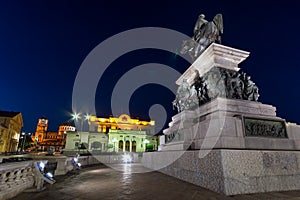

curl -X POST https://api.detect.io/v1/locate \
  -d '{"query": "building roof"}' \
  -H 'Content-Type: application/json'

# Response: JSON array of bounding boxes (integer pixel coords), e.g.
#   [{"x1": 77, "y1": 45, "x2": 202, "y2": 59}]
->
[
  {"x1": 0, "y1": 110, "x2": 21, "y2": 118},
  {"x1": 90, "y1": 114, "x2": 155, "y2": 126}
]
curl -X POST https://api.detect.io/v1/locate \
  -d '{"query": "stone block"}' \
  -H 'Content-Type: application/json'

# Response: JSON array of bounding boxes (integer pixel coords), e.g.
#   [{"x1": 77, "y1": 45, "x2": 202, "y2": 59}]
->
[
  {"x1": 143, "y1": 149, "x2": 300, "y2": 196},
  {"x1": 194, "y1": 136, "x2": 245, "y2": 149},
  {"x1": 286, "y1": 123, "x2": 300, "y2": 139},
  {"x1": 244, "y1": 137, "x2": 295, "y2": 150},
  {"x1": 221, "y1": 150, "x2": 264, "y2": 178},
  {"x1": 176, "y1": 43, "x2": 249, "y2": 85},
  {"x1": 262, "y1": 152, "x2": 298, "y2": 176},
  {"x1": 224, "y1": 177, "x2": 260, "y2": 195}
]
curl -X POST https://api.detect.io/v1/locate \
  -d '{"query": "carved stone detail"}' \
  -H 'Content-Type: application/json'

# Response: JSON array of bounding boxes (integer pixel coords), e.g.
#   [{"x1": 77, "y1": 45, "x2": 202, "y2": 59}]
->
[
  {"x1": 173, "y1": 67, "x2": 260, "y2": 113},
  {"x1": 243, "y1": 117, "x2": 288, "y2": 138},
  {"x1": 166, "y1": 131, "x2": 183, "y2": 143}
]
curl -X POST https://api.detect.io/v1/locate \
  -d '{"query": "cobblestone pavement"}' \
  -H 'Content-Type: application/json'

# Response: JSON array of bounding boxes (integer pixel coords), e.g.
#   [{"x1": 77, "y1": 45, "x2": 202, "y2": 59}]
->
[{"x1": 13, "y1": 163, "x2": 300, "y2": 200}]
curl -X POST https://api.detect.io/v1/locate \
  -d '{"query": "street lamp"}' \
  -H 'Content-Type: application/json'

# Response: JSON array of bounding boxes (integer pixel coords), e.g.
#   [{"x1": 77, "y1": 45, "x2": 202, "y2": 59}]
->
[
  {"x1": 72, "y1": 112, "x2": 91, "y2": 132},
  {"x1": 20, "y1": 132, "x2": 32, "y2": 153},
  {"x1": 112, "y1": 138, "x2": 118, "y2": 152},
  {"x1": 84, "y1": 114, "x2": 91, "y2": 121},
  {"x1": 20, "y1": 132, "x2": 25, "y2": 152},
  {"x1": 71, "y1": 112, "x2": 81, "y2": 121},
  {"x1": 71, "y1": 112, "x2": 91, "y2": 153}
]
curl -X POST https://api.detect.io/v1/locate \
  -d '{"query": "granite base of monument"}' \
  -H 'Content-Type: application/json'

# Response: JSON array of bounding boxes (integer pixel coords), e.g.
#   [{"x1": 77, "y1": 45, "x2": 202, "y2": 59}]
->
[
  {"x1": 142, "y1": 149, "x2": 300, "y2": 195},
  {"x1": 143, "y1": 97, "x2": 300, "y2": 195}
]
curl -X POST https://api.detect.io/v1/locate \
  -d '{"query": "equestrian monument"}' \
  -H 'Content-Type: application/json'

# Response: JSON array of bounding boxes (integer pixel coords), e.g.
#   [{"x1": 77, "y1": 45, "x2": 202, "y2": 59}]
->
[{"x1": 142, "y1": 14, "x2": 300, "y2": 195}]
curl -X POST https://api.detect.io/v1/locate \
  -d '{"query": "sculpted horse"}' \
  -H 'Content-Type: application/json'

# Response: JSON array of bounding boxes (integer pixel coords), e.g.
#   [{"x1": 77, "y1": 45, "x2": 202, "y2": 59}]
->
[
  {"x1": 181, "y1": 14, "x2": 223, "y2": 60},
  {"x1": 195, "y1": 14, "x2": 223, "y2": 48},
  {"x1": 180, "y1": 39, "x2": 202, "y2": 61}
]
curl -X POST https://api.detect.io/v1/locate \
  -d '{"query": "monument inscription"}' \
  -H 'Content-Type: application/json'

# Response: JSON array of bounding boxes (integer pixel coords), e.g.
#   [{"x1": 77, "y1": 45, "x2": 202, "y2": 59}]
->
[
  {"x1": 166, "y1": 131, "x2": 183, "y2": 143},
  {"x1": 243, "y1": 117, "x2": 288, "y2": 138}
]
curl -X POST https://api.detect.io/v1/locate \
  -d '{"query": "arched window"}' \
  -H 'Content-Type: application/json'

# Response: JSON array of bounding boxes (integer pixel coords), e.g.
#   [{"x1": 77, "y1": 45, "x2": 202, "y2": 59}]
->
[
  {"x1": 119, "y1": 140, "x2": 123, "y2": 152},
  {"x1": 132, "y1": 141, "x2": 136, "y2": 152}
]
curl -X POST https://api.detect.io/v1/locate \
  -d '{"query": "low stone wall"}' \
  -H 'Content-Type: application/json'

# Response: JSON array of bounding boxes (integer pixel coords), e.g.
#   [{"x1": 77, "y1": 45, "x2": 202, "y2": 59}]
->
[
  {"x1": 142, "y1": 149, "x2": 300, "y2": 195},
  {"x1": 0, "y1": 161, "x2": 34, "y2": 200},
  {"x1": 0, "y1": 153, "x2": 140, "y2": 199},
  {"x1": 48, "y1": 153, "x2": 140, "y2": 176}
]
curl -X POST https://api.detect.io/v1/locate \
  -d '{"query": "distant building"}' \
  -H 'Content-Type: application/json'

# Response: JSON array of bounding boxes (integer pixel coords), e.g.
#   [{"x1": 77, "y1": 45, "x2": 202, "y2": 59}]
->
[
  {"x1": 64, "y1": 114, "x2": 158, "y2": 153},
  {"x1": 0, "y1": 111, "x2": 23, "y2": 153},
  {"x1": 34, "y1": 117, "x2": 48, "y2": 143},
  {"x1": 32, "y1": 117, "x2": 76, "y2": 151}
]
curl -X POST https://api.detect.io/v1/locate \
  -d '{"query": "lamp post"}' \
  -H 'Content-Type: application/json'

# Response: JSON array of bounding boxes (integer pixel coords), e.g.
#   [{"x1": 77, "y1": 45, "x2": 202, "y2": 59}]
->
[
  {"x1": 26, "y1": 132, "x2": 31, "y2": 151},
  {"x1": 72, "y1": 112, "x2": 91, "y2": 152},
  {"x1": 20, "y1": 132, "x2": 32, "y2": 153},
  {"x1": 20, "y1": 132, "x2": 25, "y2": 153},
  {"x1": 112, "y1": 138, "x2": 118, "y2": 153},
  {"x1": 72, "y1": 112, "x2": 91, "y2": 131},
  {"x1": 72, "y1": 112, "x2": 81, "y2": 152}
]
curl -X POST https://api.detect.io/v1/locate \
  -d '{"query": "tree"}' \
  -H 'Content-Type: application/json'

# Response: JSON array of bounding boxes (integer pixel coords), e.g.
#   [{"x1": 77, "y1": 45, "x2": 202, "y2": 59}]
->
[
  {"x1": 24, "y1": 142, "x2": 32, "y2": 149},
  {"x1": 146, "y1": 143, "x2": 153, "y2": 152}
]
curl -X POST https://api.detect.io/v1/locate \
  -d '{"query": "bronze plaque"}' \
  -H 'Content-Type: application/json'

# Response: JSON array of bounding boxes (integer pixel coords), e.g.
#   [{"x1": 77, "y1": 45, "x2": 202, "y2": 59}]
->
[{"x1": 243, "y1": 117, "x2": 288, "y2": 138}]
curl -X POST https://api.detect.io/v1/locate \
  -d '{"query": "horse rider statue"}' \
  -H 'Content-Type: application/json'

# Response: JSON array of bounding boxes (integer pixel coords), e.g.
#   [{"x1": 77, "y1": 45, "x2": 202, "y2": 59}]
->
[{"x1": 181, "y1": 13, "x2": 223, "y2": 61}]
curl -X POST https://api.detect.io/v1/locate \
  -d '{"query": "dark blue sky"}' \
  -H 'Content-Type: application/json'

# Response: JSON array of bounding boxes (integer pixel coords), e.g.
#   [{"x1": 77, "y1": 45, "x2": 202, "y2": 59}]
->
[{"x1": 1, "y1": 0, "x2": 300, "y2": 133}]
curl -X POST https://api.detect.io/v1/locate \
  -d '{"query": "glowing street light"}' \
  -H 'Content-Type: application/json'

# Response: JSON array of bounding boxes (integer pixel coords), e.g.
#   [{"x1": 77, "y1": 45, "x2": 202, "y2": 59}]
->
[
  {"x1": 71, "y1": 113, "x2": 81, "y2": 121},
  {"x1": 20, "y1": 132, "x2": 26, "y2": 152},
  {"x1": 84, "y1": 114, "x2": 91, "y2": 121},
  {"x1": 71, "y1": 112, "x2": 91, "y2": 153}
]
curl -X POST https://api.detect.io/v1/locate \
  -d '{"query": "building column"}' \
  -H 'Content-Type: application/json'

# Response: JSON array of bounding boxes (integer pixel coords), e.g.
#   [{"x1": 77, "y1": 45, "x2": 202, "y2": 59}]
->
[
  {"x1": 123, "y1": 140, "x2": 125, "y2": 152},
  {"x1": 129, "y1": 140, "x2": 132, "y2": 152}
]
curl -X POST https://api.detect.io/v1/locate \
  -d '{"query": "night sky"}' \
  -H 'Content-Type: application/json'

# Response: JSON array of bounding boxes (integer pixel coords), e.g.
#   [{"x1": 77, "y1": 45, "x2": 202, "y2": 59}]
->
[{"x1": 1, "y1": 1, "x2": 300, "y2": 133}]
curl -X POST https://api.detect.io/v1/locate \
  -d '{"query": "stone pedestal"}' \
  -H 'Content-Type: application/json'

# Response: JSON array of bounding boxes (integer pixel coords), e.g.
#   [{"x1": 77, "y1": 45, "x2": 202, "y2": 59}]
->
[
  {"x1": 143, "y1": 43, "x2": 300, "y2": 195},
  {"x1": 176, "y1": 43, "x2": 249, "y2": 85},
  {"x1": 162, "y1": 97, "x2": 300, "y2": 151},
  {"x1": 142, "y1": 149, "x2": 300, "y2": 195}
]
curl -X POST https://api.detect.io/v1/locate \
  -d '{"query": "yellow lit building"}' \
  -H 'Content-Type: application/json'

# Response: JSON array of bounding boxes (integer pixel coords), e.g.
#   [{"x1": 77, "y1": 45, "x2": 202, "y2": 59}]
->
[
  {"x1": 0, "y1": 111, "x2": 23, "y2": 153},
  {"x1": 89, "y1": 114, "x2": 157, "y2": 153},
  {"x1": 89, "y1": 114, "x2": 155, "y2": 135},
  {"x1": 65, "y1": 114, "x2": 158, "y2": 153}
]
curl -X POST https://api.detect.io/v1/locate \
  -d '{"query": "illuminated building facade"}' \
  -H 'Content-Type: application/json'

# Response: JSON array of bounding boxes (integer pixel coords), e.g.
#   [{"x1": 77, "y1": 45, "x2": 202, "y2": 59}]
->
[
  {"x1": 0, "y1": 111, "x2": 23, "y2": 153},
  {"x1": 90, "y1": 114, "x2": 157, "y2": 153},
  {"x1": 65, "y1": 114, "x2": 158, "y2": 153},
  {"x1": 32, "y1": 117, "x2": 76, "y2": 151},
  {"x1": 89, "y1": 114, "x2": 155, "y2": 134},
  {"x1": 34, "y1": 117, "x2": 48, "y2": 143}
]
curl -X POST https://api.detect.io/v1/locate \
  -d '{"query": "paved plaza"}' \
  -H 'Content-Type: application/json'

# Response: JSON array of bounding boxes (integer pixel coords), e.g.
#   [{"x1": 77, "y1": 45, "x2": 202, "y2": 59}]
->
[{"x1": 13, "y1": 164, "x2": 300, "y2": 200}]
